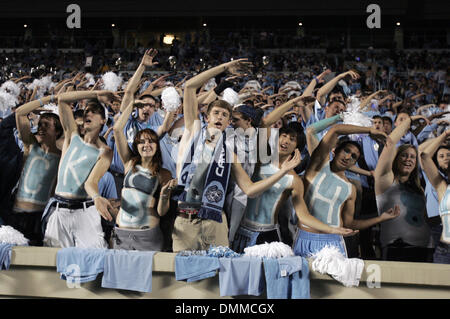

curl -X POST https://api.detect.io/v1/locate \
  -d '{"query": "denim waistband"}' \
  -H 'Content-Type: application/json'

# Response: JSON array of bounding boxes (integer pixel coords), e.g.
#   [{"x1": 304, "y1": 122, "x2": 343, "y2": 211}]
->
[{"x1": 298, "y1": 229, "x2": 342, "y2": 242}]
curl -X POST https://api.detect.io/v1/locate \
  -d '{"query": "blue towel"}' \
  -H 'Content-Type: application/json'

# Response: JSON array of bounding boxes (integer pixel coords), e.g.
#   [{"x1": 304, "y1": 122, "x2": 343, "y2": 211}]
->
[
  {"x1": 218, "y1": 256, "x2": 264, "y2": 297},
  {"x1": 175, "y1": 255, "x2": 220, "y2": 282},
  {"x1": 0, "y1": 243, "x2": 12, "y2": 270},
  {"x1": 56, "y1": 247, "x2": 108, "y2": 284},
  {"x1": 101, "y1": 250, "x2": 156, "y2": 293},
  {"x1": 263, "y1": 256, "x2": 310, "y2": 299}
]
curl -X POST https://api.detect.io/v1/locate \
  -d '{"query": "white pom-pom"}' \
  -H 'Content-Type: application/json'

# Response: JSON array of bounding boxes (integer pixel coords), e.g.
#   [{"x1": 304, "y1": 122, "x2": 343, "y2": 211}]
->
[
  {"x1": 161, "y1": 87, "x2": 181, "y2": 112},
  {"x1": 0, "y1": 91, "x2": 18, "y2": 114},
  {"x1": 101, "y1": 72, "x2": 123, "y2": 92},
  {"x1": 204, "y1": 78, "x2": 216, "y2": 91},
  {"x1": 243, "y1": 241, "x2": 294, "y2": 258},
  {"x1": 221, "y1": 88, "x2": 240, "y2": 106},
  {"x1": 342, "y1": 96, "x2": 372, "y2": 127},
  {"x1": 0, "y1": 225, "x2": 29, "y2": 246},
  {"x1": 27, "y1": 75, "x2": 54, "y2": 99},
  {"x1": 0, "y1": 81, "x2": 21, "y2": 97}
]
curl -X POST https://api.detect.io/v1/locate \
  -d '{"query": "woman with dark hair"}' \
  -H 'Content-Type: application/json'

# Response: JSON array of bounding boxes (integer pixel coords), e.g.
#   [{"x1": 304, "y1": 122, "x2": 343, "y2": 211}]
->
[
  {"x1": 419, "y1": 132, "x2": 450, "y2": 264},
  {"x1": 112, "y1": 99, "x2": 175, "y2": 251},
  {"x1": 374, "y1": 115, "x2": 433, "y2": 262}
]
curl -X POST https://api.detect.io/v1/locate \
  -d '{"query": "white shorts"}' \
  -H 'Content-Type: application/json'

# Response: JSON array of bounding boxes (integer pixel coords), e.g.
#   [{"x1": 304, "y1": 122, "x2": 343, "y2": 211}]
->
[{"x1": 43, "y1": 203, "x2": 107, "y2": 249}]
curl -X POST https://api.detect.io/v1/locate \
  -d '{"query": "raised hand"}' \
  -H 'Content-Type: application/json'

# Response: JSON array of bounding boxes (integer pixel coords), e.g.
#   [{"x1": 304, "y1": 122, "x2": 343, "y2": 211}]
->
[
  {"x1": 152, "y1": 74, "x2": 170, "y2": 88},
  {"x1": 141, "y1": 48, "x2": 159, "y2": 68},
  {"x1": 369, "y1": 128, "x2": 388, "y2": 144},
  {"x1": 411, "y1": 114, "x2": 430, "y2": 125},
  {"x1": 342, "y1": 70, "x2": 360, "y2": 80},
  {"x1": 317, "y1": 69, "x2": 332, "y2": 82},
  {"x1": 97, "y1": 90, "x2": 121, "y2": 103},
  {"x1": 226, "y1": 58, "x2": 253, "y2": 77},
  {"x1": 281, "y1": 149, "x2": 301, "y2": 172}
]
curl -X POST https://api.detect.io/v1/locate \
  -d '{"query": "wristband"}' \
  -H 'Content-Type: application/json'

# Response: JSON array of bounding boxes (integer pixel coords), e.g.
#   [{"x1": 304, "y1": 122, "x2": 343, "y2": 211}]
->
[
  {"x1": 50, "y1": 94, "x2": 54, "y2": 103},
  {"x1": 314, "y1": 76, "x2": 319, "y2": 83},
  {"x1": 39, "y1": 99, "x2": 43, "y2": 106},
  {"x1": 92, "y1": 194, "x2": 101, "y2": 201}
]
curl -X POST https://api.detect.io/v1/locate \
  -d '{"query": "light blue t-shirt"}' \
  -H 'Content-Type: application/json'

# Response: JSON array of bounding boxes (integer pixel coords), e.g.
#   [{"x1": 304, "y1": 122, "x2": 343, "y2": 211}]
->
[
  {"x1": 218, "y1": 256, "x2": 264, "y2": 297},
  {"x1": 101, "y1": 250, "x2": 156, "y2": 293}
]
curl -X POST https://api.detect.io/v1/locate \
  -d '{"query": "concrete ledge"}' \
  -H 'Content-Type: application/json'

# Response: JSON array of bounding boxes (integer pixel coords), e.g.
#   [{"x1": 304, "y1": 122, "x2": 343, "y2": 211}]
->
[{"x1": 1, "y1": 246, "x2": 450, "y2": 299}]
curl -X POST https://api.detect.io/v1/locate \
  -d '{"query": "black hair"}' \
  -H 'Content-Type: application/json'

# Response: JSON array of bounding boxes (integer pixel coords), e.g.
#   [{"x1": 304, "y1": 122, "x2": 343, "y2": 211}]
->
[
  {"x1": 39, "y1": 112, "x2": 63, "y2": 139},
  {"x1": 84, "y1": 99, "x2": 106, "y2": 119},
  {"x1": 280, "y1": 123, "x2": 306, "y2": 151},
  {"x1": 73, "y1": 109, "x2": 84, "y2": 119},
  {"x1": 433, "y1": 145, "x2": 450, "y2": 175},
  {"x1": 372, "y1": 115, "x2": 382, "y2": 121},
  {"x1": 381, "y1": 116, "x2": 393, "y2": 125},
  {"x1": 327, "y1": 86, "x2": 345, "y2": 102},
  {"x1": 334, "y1": 137, "x2": 362, "y2": 160},
  {"x1": 138, "y1": 94, "x2": 157, "y2": 103}
]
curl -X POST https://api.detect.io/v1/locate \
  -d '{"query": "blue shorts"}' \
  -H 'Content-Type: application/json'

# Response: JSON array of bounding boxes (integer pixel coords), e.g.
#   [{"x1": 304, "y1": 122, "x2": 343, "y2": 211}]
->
[{"x1": 292, "y1": 229, "x2": 347, "y2": 258}]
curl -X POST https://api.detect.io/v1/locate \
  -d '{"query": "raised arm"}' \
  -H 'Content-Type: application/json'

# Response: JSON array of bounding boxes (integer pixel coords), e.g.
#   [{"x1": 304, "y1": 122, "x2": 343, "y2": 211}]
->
[
  {"x1": 308, "y1": 123, "x2": 386, "y2": 175},
  {"x1": 374, "y1": 117, "x2": 412, "y2": 195},
  {"x1": 231, "y1": 149, "x2": 301, "y2": 198},
  {"x1": 419, "y1": 130, "x2": 450, "y2": 200},
  {"x1": 15, "y1": 94, "x2": 57, "y2": 146},
  {"x1": 260, "y1": 95, "x2": 304, "y2": 128},
  {"x1": 121, "y1": 49, "x2": 159, "y2": 112},
  {"x1": 156, "y1": 110, "x2": 177, "y2": 137},
  {"x1": 113, "y1": 99, "x2": 135, "y2": 166},
  {"x1": 302, "y1": 69, "x2": 332, "y2": 97},
  {"x1": 305, "y1": 114, "x2": 343, "y2": 156},
  {"x1": 183, "y1": 59, "x2": 251, "y2": 130},
  {"x1": 316, "y1": 70, "x2": 359, "y2": 106},
  {"x1": 359, "y1": 90, "x2": 386, "y2": 111},
  {"x1": 58, "y1": 90, "x2": 118, "y2": 143}
]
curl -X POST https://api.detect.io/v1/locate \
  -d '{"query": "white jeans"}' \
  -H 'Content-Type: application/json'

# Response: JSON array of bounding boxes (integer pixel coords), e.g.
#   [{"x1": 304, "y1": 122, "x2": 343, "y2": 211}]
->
[{"x1": 43, "y1": 203, "x2": 107, "y2": 249}]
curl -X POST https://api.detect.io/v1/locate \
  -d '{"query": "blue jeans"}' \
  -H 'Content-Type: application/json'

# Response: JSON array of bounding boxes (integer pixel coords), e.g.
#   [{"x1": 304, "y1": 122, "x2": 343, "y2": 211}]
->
[{"x1": 433, "y1": 242, "x2": 450, "y2": 264}]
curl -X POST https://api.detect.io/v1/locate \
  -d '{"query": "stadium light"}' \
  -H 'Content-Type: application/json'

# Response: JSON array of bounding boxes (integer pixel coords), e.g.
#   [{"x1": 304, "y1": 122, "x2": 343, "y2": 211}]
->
[{"x1": 163, "y1": 35, "x2": 175, "y2": 45}]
